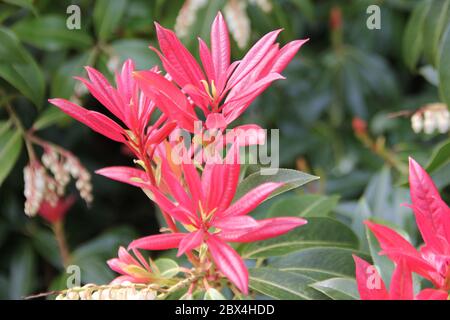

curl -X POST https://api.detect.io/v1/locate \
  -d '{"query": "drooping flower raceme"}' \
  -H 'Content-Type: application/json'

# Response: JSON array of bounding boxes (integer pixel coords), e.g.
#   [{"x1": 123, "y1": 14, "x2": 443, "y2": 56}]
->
[
  {"x1": 353, "y1": 255, "x2": 448, "y2": 300},
  {"x1": 366, "y1": 157, "x2": 450, "y2": 291},
  {"x1": 127, "y1": 148, "x2": 306, "y2": 294}
]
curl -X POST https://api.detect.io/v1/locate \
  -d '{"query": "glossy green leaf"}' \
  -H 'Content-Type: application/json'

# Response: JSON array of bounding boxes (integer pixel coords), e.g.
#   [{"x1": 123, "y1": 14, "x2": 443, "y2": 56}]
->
[
  {"x1": 32, "y1": 107, "x2": 69, "y2": 131},
  {"x1": 154, "y1": 258, "x2": 179, "y2": 278},
  {"x1": 249, "y1": 268, "x2": 328, "y2": 300},
  {"x1": 239, "y1": 217, "x2": 359, "y2": 258},
  {"x1": 310, "y1": 278, "x2": 359, "y2": 300},
  {"x1": 403, "y1": 0, "x2": 430, "y2": 70},
  {"x1": 426, "y1": 138, "x2": 450, "y2": 173},
  {"x1": 0, "y1": 27, "x2": 29, "y2": 63},
  {"x1": 72, "y1": 226, "x2": 137, "y2": 262},
  {"x1": 50, "y1": 51, "x2": 91, "y2": 99},
  {"x1": 32, "y1": 228, "x2": 62, "y2": 269},
  {"x1": 268, "y1": 194, "x2": 339, "y2": 218},
  {"x1": 93, "y1": 0, "x2": 128, "y2": 42},
  {"x1": 110, "y1": 39, "x2": 160, "y2": 70},
  {"x1": 423, "y1": 0, "x2": 450, "y2": 66},
  {"x1": 233, "y1": 169, "x2": 319, "y2": 202},
  {"x1": 12, "y1": 15, "x2": 93, "y2": 51},
  {"x1": 0, "y1": 128, "x2": 23, "y2": 186},
  {"x1": 9, "y1": 244, "x2": 36, "y2": 299},
  {"x1": 0, "y1": 27, "x2": 44, "y2": 108},
  {"x1": 204, "y1": 288, "x2": 226, "y2": 300},
  {"x1": 269, "y1": 247, "x2": 369, "y2": 281},
  {"x1": 366, "y1": 225, "x2": 394, "y2": 288},
  {"x1": 439, "y1": 24, "x2": 450, "y2": 107}
]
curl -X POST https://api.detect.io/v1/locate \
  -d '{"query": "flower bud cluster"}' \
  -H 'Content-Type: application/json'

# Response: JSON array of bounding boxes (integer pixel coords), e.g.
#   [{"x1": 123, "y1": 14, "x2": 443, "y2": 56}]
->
[
  {"x1": 23, "y1": 146, "x2": 93, "y2": 216},
  {"x1": 55, "y1": 283, "x2": 157, "y2": 300},
  {"x1": 411, "y1": 103, "x2": 450, "y2": 134}
]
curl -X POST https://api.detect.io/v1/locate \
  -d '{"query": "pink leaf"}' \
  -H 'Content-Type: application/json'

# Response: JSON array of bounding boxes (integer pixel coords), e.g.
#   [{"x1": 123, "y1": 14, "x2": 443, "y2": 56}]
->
[
  {"x1": 415, "y1": 289, "x2": 449, "y2": 300},
  {"x1": 154, "y1": 23, "x2": 205, "y2": 88},
  {"x1": 219, "y1": 217, "x2": 306, "y2": 242},
  {"x1": 206, "y1": 235, "x2": 248, "y2": 294},
  {"x1": 49, "y1": 98, "x2": 126, "y2": 142},
  {"x1": 408, "y1": 157, "x2": 450, "y2": 249},
  {"x1": 211, "y1": 11, "x2": 230, "y2": 92},
  {"x1": 220, "y1": 182, "x2": 283, "y2": 217},
  {"x1": 177, "y1": 229, "x2": 204, "y2": 257},
  {"x1": 389, "y1": 260, "x2": 414, "y2": 300},
  {"x1": 365, "y1": 221, "x2": 436, "y2": 280},
  {"x1": 95, "y1": 166, "x2": 149, "y2": 188},
  {"x1": 353, "y1": 255, "x2": 389, "y2": 300},
  {"x1": 128, "y1": 233, "x2": 186, "y2": 251},
  {"x1": 213, "y1": 215, "x2": 259, "y2": 230}
]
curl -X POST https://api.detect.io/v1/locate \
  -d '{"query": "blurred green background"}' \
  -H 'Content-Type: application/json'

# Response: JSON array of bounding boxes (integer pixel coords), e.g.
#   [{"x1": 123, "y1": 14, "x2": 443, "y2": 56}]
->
[{"x1": 0, "y1": 0, "x2": 449, "y2": 299}]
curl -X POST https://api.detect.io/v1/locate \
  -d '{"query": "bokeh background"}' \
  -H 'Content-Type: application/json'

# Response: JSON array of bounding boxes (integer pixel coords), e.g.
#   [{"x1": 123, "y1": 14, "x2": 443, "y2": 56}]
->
[{"x1": 0, "y1": 0, "x2": 449, "y2": 299}]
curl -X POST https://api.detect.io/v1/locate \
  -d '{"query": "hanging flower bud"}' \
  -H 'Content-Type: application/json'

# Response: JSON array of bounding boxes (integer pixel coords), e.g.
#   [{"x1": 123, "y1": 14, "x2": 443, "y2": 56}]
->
[
  {"x1": 330, "y1": 6, "x2": 343, "y2": 31},
  {"x1": 38, "y1": 195, "x2": 76, "y2": 223},
  {"x1": 352, "y1": 117, "x2": 367, "y2": 136},
  {"x1": 24, "y1": 162, "x2": 46, "y2": 217}
]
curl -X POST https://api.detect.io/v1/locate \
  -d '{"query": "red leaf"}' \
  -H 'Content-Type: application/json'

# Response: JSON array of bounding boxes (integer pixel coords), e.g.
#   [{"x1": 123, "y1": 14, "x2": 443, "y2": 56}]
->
[
  {"x1": 206, "y1": 235, "x2": 248, "y2": 294},
  {"x1": 128, "y1": 233, "x2": 186, "y2": 251},
  {"x1": 353, "y1": 255, "x2": 389, "y2": 300}
]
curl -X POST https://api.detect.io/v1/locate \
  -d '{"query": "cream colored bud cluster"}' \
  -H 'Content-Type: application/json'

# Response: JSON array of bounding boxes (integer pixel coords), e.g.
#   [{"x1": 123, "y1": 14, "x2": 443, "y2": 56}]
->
[
  {"x1": 23, "y1": 164, "x2": 46, "y2": 216},
  {"x1": 64, "y1": 155, "x2": 93, "y2": 204},
  {"x1": 42, "y1": 147, "x2": 93, "y2": 204},
  {"x1": 23, "y1": 147, "x2": 93, "y2": 216},
  {"x1": 411, "y1": 103, "x2": 450, "y2": 134},
  {"x1": 224, "y1": 1, "x2": 251, "y2": 49},
  {"x1": 55, "y1": 283, "x2": 157, "y2": 300},
  {"x1": 175, "y1": 0, "x2": 208, "y2": 38}
]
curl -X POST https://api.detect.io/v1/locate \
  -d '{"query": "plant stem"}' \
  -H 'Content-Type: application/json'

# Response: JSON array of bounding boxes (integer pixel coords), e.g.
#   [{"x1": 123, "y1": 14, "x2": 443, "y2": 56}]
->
[
  {"x1": 52, "y1": 221, "x2": 71, "y2": 268},
  {"x1": 157, "y1": 273, "x2": 203, "y2": 300},
  {"x1": 4, "y1": 102, "x2": 37, "y2": 162}
]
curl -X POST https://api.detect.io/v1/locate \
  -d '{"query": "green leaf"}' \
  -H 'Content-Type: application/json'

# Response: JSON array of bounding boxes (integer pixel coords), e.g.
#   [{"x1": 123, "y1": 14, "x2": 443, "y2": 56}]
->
[
  {"x1": 0, "y1": 28, "x2": 45, "y2": 108},
  {"x1": 93, "y1": 0, "x2": 128, "y2": 42},
  {"x1": 426, "y1": 138, "x2": 450, "y2": 173},
  {"x1": 72, "y1": 226, "x2": 137, "y2": 261},
  {"x1": 76, "y1": 257, "x2": 115, "y2": 284},
  {"x1": 31, "y1": 228, "x2": 62, "y2": 269},
  {"x1": 110, "y1": 39, "x2": 160, "y2": 70},
  {"x1": 402, "y1": 0, "x2": 430, "y2": 70},
  {"x1": 439, "y1": 24, "x2": 450, "y2": 107},
  {"x1": 50, "y1": 51, "x2": 91, "y2": 99},
  {"x1": 310, "y1": 278, "x2": 359, "y2": 300},
  {"x1": 3, "y1": 0, "x2": 37, "y2": 15},
  {"x1": 154, "y1": 258, "x2": 179, "y2": 278},
  {"x1": 249, "y1": 268, "x2": 328, "y2": 300},
  {"x1": 269, "y1": 247, "x2": 369, "y2": 281},
  {"x1": 9, "y1": 244, "x2": 36, "y2": 299},
  {"x1": 0, "y1": 62, "x2": 45, "y2": 108},
  {"x1": 12, "y1": 15, "x2": 93, "y2": 51},
  {"x1": 233, "y1": 169, "x2": 319, "y2": 202},
  {"x1": 239, "y1": 217, "x2": 359, "y2": 258},
  {"x1": 268, "y1": 194, "x2": 339, "y2": 218},
  {"x1": 0, "y1": 127, "x2": 23, "y2": 186},
  {"x1": 423, "y1": 0, "x2": 450, "y2": 66},
  {"x1": 0, "y1": 27, "x2": 29, "y2": 63},
  {"x1": 32, "y1": 106, "x2": 69, "y2": 131},
  {"x1": 204, "y1": 288, "x2": 226, "y2": 300},
  {"x1": 366, "y1": 226, "x2": 394, "y2": 288}
]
